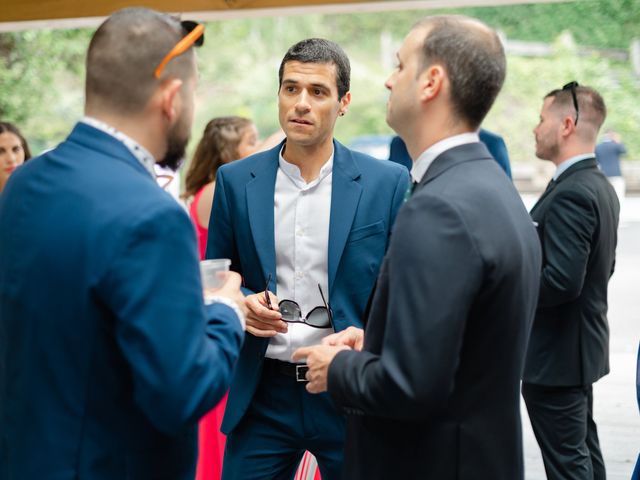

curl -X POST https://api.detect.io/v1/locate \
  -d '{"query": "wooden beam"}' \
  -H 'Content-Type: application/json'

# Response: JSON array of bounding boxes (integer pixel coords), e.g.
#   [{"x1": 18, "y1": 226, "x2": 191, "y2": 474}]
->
[{"x1": 0, "y1": 0, "x2": 571, "y2": 32}]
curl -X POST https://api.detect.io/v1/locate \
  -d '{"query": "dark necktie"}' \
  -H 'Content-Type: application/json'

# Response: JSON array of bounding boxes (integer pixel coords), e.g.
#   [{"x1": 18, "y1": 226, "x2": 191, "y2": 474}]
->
[{"x1": 403, "y1": 181, "x2": 419, "y2": 202}]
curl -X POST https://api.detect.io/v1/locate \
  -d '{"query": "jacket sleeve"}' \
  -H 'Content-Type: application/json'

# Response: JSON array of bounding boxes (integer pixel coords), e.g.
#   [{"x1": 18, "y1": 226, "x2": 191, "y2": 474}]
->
[
  {"x1": 327, "y1": 194, "x2": 483, "y2": 420},
  {"x1": 98, "y1": 203, "x2": 243, "y2": 435},
  {"x1": 538, "y1": 189, "x2": 596, "y2": 307}
]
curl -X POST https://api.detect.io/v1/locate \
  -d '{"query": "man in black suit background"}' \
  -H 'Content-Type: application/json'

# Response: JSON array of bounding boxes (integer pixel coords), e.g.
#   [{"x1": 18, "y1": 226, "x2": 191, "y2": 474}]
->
[
  {"x1": 293, "y1": 15, "x2": 541, "y2": 480},
  {"x1": 523, "y1": 83, "x2": 619, "y2": 480}
]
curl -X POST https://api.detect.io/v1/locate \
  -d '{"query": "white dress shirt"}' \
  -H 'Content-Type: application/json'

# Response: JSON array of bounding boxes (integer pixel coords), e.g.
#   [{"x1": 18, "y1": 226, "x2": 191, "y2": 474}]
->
[
  {"x1": 553, "y1": 153, "x2": 594, "y2": 180},
  {"x1": 411, "y1": 132, "x2": 480, "y2": 184},
  {"x1": 266, "y1": 147, "x2": 333, "y2": 362}
]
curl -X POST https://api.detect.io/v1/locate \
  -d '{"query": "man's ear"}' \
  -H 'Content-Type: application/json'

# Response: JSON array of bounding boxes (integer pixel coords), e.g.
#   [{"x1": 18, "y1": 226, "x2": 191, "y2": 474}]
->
[
  {"x1": 338, "y1": 91, "x2": 351, "y2": 116},
  {"x1": 561, "y1": 115, "x2": 576, "y2": 137},
  {"x1": 419, "y1": 64, "x2": 444, "y2": 103},
  {"x1": 159, "y1": 78, "x2": 184, "y2": 124}
]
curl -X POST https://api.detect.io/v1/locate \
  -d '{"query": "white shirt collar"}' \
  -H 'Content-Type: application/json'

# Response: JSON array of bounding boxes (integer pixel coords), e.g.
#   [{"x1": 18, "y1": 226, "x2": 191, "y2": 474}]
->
[
  {"x1": 411, "y1": 132, "x2": 480, "y2": 183},
  {"x1": 278, "y1": 145, "x2": 334, "y2": 190},
  {"x1": 81, "y1": 116, "x2": 157, "y2": 178},
  {"x1": 553, "y1": 153, "x2": 594, "y2": 180}
]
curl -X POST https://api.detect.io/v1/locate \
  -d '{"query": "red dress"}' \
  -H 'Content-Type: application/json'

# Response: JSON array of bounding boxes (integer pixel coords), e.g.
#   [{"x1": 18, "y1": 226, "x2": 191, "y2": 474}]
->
[{"x1": 190, "y1": 186, "x2": 228, "y2": 480}]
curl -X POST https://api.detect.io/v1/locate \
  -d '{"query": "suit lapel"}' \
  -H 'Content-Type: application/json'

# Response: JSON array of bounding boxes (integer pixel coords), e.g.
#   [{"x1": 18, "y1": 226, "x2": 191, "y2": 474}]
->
[
  {"x1": 415, "y1": 142, "x2": 493, "y2": 193},
  {"x1": 530, "y1": 158, "x2": 598, "y2": 215},
  {"x1": 246, "y1": 151, "x2": 280, "y2": 290},
  {"x1": 328, "y1": 141, "x2": 362, "y2": 295}
]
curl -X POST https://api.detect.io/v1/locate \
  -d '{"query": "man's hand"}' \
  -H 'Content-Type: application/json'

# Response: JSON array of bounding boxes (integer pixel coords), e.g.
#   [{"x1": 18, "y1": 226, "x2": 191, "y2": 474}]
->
[
  {"x1": 292, "y1": 345, "x2": 349, "y2": 394},
  {"x1": 322, "y1": 326, "x2": 364, "y2": 351},
  {"x1": 208, "y1": 272, "x2": 247, "y2": 317},
  {"x1": 244, "y1": 291, "x2": 287, "y2": 338}
]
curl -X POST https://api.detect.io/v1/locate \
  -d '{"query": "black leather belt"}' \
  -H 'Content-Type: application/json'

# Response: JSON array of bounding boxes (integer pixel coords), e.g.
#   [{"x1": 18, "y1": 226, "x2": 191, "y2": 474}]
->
[{"x1": 263, "y1": 358, "x2": 309, "y2": 382}]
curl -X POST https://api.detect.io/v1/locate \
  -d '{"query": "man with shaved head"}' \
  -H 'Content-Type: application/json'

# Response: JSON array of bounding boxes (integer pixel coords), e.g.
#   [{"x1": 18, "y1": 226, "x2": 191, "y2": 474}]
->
[
  {"x1": 294, "y1": 15, "x2": 541, "y2": 479},
  {"x1": 0, "y1": 8, "x2": 245, "y2": 479}
]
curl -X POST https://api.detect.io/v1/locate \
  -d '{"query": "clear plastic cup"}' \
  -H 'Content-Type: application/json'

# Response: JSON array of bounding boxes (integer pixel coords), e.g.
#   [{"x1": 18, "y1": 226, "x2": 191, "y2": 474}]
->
[{"x1": 200, "y1": 258, "x2": 231, "y2": 291}]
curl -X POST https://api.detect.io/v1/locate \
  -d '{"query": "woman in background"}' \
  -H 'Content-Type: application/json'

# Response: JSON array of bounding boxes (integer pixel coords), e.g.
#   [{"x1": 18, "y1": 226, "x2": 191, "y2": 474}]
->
[
  {"x1": 184, "y1": 116, "x2": 259, "y2": 259},
  {"x1": 184, "y1": 116, "x2": 282, "y2": 480},
  {"x1": 0, "y1": 121, "x2": 32, "y2": 194}
]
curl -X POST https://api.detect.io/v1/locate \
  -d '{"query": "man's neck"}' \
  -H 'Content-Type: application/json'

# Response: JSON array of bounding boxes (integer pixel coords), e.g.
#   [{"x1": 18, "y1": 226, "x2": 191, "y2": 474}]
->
[
  {"x1": 282, "y1": 138, "x2": 334, "y2": 183},
  {"x1": 85, "y1": 110, "x2": 163, "y2": 162},
  {"x1": 552, "y1": 145, "x2": 596, "y2": 166}
]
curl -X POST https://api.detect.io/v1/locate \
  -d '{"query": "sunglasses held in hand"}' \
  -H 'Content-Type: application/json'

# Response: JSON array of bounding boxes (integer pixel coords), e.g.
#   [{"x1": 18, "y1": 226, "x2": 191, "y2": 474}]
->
[{"x1": 264, "y1": 274, "x2": 334, "y2": 329}]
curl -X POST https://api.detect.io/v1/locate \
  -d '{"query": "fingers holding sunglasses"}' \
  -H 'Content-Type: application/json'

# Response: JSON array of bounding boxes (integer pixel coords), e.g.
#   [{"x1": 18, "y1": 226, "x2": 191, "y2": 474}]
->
[{"x1": 244, "y1": 293, "x2": 287, "y2": 337}]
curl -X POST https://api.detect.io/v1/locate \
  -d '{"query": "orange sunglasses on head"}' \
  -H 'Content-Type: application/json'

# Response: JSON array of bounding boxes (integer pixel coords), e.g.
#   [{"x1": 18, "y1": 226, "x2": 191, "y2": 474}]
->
[{"x1": 154, "y1": 20, "x2": 205, "y2": 79}]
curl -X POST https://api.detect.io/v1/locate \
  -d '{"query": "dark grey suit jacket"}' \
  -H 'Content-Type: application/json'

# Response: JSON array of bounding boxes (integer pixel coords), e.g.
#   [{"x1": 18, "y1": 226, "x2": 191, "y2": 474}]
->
[
  {"x1": 328, "y1": 142, "x2": 542, "y2": 480},
  {"x1": 524, "y1": 158, "x2": 619, "y2": 386}
]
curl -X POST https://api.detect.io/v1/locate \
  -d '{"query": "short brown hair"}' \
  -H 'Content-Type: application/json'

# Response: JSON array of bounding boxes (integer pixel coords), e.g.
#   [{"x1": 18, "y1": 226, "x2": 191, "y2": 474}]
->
[
  {"x1": 85, "y1": 8, "x2": 196, "y2": 115},
  {"x1": 413, "y1": 15, "x2": 506, "y2": 129},
  {"x1": 544, "y1": 84, "x2": 606, "y2": 133},
  {"x1": 182, "y1": 117, "x2": 253, "y2": 199}
]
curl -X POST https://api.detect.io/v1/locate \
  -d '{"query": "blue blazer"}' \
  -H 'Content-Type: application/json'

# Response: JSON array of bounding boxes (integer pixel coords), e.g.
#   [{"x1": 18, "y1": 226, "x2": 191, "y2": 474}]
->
[
  {"x1": 0, "y1": 123, "x2": 244, "y2": 480},
  {"x1": 206, "y1": 139, "x2": 409, "y2": 433}
]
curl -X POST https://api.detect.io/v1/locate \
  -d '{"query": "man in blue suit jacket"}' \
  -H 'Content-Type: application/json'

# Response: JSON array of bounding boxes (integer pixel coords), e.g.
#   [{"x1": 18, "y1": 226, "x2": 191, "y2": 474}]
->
[
  {"x1": 0, "y1": 9, "x2": 245, "y2": 480},
  {"x1": 206, "y1": 39, "x2": 409, "y2": 480}
]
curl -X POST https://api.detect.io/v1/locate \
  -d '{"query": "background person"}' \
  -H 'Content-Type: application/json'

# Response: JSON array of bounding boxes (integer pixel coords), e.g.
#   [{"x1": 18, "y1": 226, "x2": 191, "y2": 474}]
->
[
  {"x1": 0, "y1": 9, "x2": 246, "y2": 479},
  {"x1": 206, "y1": 37, "x2": 409, "y2": 480},
  {"x1": 0, "y1": 121, "x2": 32, "y2": 193},
  {"x1": 183, "y1": 116, "x2": 257, "y2": 260},
  {"x1": 523, "y1": 83, "x2": 619, "y2": 480},
  {"x1": 595, "y1": 129, "x2": 626, "y2": 204},
  {"x1": 294, "y1": 15, "x2": 541, "y2": 480}
]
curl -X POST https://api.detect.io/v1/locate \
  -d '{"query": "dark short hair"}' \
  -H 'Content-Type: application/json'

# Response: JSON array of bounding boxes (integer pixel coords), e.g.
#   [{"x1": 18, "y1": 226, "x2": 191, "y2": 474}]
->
[
  {"x1": 0, "y1": 121, "x2": 32, "y2": 161},
  {"x1": 278, "y1": 38, "x2": 351, "y2": 100},
  {"x1": 414, "y1": 16, "x2": 506, "y2": 129},
  {"x1": 545, "y1": 84, "x2": 606, "y2": 131},
  {"x1": 85, "y1": 8, "x2": 197, "y2": 115}
]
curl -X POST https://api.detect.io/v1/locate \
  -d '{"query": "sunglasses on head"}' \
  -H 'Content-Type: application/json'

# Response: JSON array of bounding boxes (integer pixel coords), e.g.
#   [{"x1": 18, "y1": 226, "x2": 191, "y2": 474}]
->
[
  {"x1": 264, "y1": 274, "x2": 334, "y2": 329},
  {"x1": 562, "y1": 81, "x2": 579, "y2": 126},
  {"x1": 154, "y1": 20, "x2": 205, "y2": 79}
]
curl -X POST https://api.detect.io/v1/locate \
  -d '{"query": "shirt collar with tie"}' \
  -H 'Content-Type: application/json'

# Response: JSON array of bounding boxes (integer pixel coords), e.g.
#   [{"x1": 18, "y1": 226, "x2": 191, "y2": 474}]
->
[{"x1": 410, "y1": 132, "x2": 480, "y2": 184}]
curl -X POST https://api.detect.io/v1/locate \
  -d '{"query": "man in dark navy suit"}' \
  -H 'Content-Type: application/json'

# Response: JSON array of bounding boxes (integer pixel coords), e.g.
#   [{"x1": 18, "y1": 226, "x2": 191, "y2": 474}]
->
[
  {"x1": 295, "y1": 15, "x2": 540, "y2": 480},
  {"x1": 0, "y1": 8, "x2": 245, "y2": 479}
]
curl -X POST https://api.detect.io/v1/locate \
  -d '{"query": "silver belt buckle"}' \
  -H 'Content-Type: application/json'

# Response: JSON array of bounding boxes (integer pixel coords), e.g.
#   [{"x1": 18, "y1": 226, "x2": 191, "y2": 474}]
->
[{"x1": 295, "y1": 364, "x2": 309, "y2": 382}]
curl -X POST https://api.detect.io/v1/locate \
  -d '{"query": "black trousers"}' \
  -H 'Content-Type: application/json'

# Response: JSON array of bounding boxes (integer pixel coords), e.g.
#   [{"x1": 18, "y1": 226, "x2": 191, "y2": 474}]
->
[{"x1": 522, "y1": 383, "x2": 605, "y2": 480}]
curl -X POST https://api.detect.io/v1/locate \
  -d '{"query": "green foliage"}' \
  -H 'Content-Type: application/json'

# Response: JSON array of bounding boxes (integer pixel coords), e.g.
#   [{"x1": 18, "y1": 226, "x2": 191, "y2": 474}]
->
[{"x1": 0, "y1": 0, "x2": 638, "y2": 160}]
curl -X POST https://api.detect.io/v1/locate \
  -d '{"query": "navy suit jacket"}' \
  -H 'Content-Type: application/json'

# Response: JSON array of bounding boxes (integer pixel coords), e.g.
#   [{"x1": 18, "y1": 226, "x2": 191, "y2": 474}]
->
[
  {"x1": 0, "y1": 123, "x2": 243, "y2": 480},
  {"x1": 206, "y1": 139, "x2": 409, "y2": 434},
  {"x1": 329, "y1": 143, "x2": 541, "y2": 479}
]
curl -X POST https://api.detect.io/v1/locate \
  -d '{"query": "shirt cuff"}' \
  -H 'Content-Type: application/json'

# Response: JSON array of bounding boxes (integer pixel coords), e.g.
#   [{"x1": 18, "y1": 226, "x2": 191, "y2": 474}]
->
[{"x1": 205, "y1": 296, "x2": 246, "y2": 331}]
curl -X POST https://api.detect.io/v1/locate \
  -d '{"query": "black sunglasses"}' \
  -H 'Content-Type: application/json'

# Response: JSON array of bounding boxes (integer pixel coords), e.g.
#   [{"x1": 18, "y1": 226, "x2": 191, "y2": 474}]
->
[
  {"x1": 562, "y1": 81, "x2": 579, "y2": 126},
  {"x1": 264, "y1": 274, "x2": 334, "y2": 329}
]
